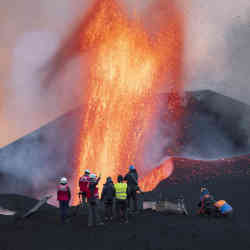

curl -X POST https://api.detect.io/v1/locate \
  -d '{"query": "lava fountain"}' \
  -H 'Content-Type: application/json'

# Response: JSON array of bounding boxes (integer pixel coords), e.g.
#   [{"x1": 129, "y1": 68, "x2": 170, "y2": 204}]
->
[{"x1": 75, "y1": 0, "x2": 184, "y2": 201}]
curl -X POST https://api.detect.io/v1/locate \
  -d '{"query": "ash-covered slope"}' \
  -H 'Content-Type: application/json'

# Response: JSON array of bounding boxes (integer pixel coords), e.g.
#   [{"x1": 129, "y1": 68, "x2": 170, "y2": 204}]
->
[
  {"x1": 0, "y1": 194, "x2": 55, "y2": 213},
  {"x1": 0, "y1": 107, "x2": 82, "y2": 195},
  {"x1": 0, "y1": 90, "x2": 249, "y2": 198},
  {"x1": 178, "y1": 90, "x2": 250, "y2": 158}
]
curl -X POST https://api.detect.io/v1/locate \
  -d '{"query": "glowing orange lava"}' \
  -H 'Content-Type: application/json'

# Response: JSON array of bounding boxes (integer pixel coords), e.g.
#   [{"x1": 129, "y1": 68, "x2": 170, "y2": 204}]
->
[
  {"x1": 139, "y1": 158, "x2": 174, "y2": 192},
  {"x1": 75, "y1": 0, "x2": 184, "y2": 202}
]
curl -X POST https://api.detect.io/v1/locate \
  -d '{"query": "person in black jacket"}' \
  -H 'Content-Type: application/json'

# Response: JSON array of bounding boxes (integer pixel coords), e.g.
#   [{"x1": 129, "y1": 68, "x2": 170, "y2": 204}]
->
[
  {"x1": 101, "y1": 177, "x2": 115, "y2": 222},
  {"x1": 124, "y1": 165, "x2": 139, "y2": 213}
]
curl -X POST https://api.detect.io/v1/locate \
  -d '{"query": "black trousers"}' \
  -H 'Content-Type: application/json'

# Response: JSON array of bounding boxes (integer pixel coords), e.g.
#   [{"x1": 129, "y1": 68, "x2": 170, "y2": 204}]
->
[
  {"x1": 88, "y1": 200, "x2": 101, "y2": 226},
  {"x1": 127, "y1": 188, "x2": 138, "y2": 211},
  {"x1": 115, "y1": 199, "x2": 128, "y2": 222},
  {"x1": 59, "y1": 200, "x2": 69, "y2": 223},
  {"x1": 80, "y1": 192, "x2": 87, "y2": 207},
  {"x1": 104, "y1": 199, "x2": 113, "y2": 220}
]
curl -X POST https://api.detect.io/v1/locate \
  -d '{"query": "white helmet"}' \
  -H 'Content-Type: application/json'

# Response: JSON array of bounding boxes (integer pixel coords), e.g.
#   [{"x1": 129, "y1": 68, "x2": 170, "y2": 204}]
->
[
  {"x1": 85, "y1": 169, "x2": 90, "y2": 174},
  {"x1": 60, "y1": 177, "x2": 67, "y2": 185}
]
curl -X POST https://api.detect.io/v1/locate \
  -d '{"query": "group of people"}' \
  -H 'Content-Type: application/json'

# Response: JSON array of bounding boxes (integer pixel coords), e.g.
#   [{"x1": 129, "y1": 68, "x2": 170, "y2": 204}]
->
[
  {"x1": 57, "y1": 165, "x2": 140, "y2": 226},
  {"x1": 198, "y1": 187, "x2": 233, "y2": 217},
  {"x1": 57, "y1": 167, "x2": 234, "y2": 226}
]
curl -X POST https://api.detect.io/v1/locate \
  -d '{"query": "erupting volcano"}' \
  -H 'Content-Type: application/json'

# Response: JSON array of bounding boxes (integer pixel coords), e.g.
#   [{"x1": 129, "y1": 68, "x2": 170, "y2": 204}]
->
[{"x1": 75, "y1": 0, "x2": 184, "y2": 201}]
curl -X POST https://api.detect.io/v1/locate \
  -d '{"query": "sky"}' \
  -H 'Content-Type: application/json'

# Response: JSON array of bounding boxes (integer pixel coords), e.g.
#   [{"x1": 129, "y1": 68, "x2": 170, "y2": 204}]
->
[{"x1": 0, "y1": 0, "x2": 250, "y2": 147}]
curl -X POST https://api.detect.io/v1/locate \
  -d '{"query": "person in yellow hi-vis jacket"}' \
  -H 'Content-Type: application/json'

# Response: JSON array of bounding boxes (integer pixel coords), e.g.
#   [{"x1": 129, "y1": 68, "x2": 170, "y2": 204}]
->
[{"x1": 114, "y1": 175, "x2": 128, "y2": 224}]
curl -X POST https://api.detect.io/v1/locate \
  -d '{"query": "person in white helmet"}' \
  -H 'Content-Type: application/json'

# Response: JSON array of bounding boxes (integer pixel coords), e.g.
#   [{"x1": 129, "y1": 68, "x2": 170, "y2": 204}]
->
[
  {"x1": 57, "y1": 177, "x2": 71, "y2": 223},
  {"x1": 79, "y1": 169, "x2": 91, "y2": 207}
]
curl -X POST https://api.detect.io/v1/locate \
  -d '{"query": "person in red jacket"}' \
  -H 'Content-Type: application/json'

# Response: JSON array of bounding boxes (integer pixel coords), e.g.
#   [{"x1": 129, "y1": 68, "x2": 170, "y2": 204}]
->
[
  {"x1": 79, "y1": 169, "x2": 90, "y2": 207},
  {"x1": 57, "y1": 177, "x2": 71, "y2": 223},
  {"x1": 86, "y1": 174, "x2": 103, "y2": 227}
]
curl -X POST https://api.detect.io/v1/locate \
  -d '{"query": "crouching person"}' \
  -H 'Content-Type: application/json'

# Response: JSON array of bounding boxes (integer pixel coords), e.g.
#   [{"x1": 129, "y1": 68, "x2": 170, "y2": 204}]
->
[
  {"x1": 214, "y1": 200, "x2": 233, "y2": 217},
  {"x1": 198, "y1": 187, "x2": 216, "y2": 216},
  {"x1": 57, "y1": 177, "x2": 71, "y2": 223},
  {"x1": 87, "y1": 174, "x2": 103, "y2": 227},
  {"x1": 114, "y1": 175, "x2": 128, "y2": 224},
  {"x1": 101, "y1": 177, "x2": 115, "y2": 222}
]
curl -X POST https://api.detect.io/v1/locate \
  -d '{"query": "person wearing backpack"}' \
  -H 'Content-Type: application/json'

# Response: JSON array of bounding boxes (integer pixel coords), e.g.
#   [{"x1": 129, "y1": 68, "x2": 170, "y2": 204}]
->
[{"x1": 101, "y1": 176, "x2": 115, "y2": 222}]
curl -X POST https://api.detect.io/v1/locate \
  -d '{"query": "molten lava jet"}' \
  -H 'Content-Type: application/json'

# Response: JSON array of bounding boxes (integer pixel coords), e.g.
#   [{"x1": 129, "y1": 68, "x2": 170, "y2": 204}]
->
[{"x1": 75, "y1": 0, "x2": 184, "y2": 201}]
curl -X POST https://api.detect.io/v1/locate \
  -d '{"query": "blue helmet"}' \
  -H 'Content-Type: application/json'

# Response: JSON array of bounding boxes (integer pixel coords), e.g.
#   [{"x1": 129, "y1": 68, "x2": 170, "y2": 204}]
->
[
  {"x1": 117, "y1": 175, "x2": 123, "y2": 182},
  {"x1": 129, "y1": 165, "x2": 135, "y2": 171},
  {"x1": 106, "y1": 176, "x2": 112, "y2": 183}
]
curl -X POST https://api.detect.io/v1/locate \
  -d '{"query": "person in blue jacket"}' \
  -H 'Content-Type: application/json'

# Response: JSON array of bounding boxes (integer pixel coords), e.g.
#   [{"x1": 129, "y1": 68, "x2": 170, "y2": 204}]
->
[{"x1": 198, "y1": 187, "x2": 233, "y2": 217}]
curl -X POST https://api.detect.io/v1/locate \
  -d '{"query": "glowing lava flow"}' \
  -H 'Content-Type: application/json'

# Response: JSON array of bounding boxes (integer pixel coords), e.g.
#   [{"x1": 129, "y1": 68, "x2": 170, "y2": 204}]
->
[
  {"x1": 139, "y1": 158, "x2": 174, "y2": 192},
  {"x1": 75, "y1": 0, "x2": 184, "y2": 201}
]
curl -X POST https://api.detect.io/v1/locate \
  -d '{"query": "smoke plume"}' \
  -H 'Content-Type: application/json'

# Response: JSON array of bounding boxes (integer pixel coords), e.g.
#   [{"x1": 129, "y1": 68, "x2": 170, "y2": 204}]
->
[
  {"x1": 0, "y1": 0, "x2": 92, "y2": 147},
  {"x1": 186, "y1": 0, "x2": 250, "y2": 105}
]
